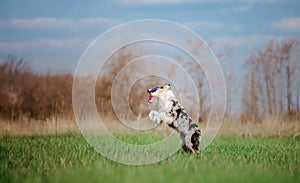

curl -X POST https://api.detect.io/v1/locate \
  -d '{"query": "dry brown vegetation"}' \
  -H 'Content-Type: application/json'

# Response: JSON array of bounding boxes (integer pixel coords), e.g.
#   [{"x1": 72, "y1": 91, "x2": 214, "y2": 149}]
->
[
  {"x1": 0, "y1": 56, "x2": 73, "y2": 121},
  {"x1": 0, "y1": 39, "x2": 299, "y2": 137}
]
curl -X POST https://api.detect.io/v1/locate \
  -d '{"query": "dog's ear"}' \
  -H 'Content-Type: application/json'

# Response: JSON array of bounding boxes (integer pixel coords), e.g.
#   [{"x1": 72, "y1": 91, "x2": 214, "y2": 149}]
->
[{"x1": 165, "y1": 84, "x2": 171, "y2": 90}]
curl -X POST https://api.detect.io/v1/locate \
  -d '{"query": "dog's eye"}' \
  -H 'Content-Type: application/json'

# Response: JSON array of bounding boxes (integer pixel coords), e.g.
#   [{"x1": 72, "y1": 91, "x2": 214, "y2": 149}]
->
[{"x1": 160, "y1": 86, "x2": 163, "y2": 89}]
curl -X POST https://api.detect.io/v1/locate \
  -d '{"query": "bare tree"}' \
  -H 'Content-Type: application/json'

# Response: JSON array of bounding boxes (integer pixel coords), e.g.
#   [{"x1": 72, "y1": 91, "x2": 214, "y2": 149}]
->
[{"x1": 242, "y1": 39, "x2": 299, "y2": 121}]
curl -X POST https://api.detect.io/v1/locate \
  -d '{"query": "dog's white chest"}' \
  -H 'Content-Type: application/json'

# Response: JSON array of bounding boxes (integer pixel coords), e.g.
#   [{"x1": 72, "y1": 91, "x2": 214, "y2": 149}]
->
[{"x1": 158, "y1": 97, "x2": 172, "y2": 113}]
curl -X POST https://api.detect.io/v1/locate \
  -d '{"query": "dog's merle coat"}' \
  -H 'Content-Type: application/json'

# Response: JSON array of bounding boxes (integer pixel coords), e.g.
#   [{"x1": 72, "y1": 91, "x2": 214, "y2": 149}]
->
[{"x1": 148, "y1": 84, "x2": 201, "y2": 154}]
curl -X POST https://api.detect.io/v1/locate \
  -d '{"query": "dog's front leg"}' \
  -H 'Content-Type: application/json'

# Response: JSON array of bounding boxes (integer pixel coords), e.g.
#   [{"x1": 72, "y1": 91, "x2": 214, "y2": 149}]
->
[
  {"x1": 149, "y1": 111, "x2": 176, "y2": 126},
  {"x1": 163, "y1": 115, "x2": 174, "y2": 125},
  {"x1": 149, "y1": 110, "x2": 164, "y2": 124}
]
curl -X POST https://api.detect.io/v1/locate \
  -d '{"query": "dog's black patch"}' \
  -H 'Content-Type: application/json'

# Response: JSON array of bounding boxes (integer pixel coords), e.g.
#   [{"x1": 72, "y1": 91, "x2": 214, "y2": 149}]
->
[
  {"x1": 169, "y1": 109, "x2": 175, "y2": 117},
  {"x1": 181, "y1": 111, "x2": 188, "y2": 118},
  {"x1": 175, "y1": 108, "x2": 182, "y2": 119},
  {"x1": 168, "y1": 122, "x2": 176, "y2": 129},
  {"x1": 172, "y1": 100, "x2": 178, "y2": 107},
  {"x1": 189, "y1": 121, "x2": 198, "y2": 130},
  {"x1": 191, "y1": 132, "x2": 200, "y2": 151},
  {"x1": 181, "y1": 144, "x2": 192, "y2": 153},
  {"x1": 189, "y1": 124, "x2": 198, "y2": 130}
]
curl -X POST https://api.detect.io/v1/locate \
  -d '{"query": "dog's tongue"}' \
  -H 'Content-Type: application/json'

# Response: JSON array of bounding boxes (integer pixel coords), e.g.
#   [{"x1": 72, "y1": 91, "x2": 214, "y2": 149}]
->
[{"x1": 148, "y1": 95, "x2": 153, "y2": 103}]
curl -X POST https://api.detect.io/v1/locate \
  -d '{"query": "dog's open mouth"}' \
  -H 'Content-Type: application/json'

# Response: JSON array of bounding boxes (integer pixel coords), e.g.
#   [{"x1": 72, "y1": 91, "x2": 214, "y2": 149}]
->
[
  {"x1": 147, "y1": 86, "x2": 158, "y2": 103},
  {"x1": 148, "y1": 95, "x2": 153, "y2": 103}
]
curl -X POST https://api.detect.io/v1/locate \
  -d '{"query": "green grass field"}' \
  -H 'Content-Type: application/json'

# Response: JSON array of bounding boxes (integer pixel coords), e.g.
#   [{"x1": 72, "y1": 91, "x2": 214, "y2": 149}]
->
[{"x1": 0, "y1": 133, "x2": 299, "y2": 183}]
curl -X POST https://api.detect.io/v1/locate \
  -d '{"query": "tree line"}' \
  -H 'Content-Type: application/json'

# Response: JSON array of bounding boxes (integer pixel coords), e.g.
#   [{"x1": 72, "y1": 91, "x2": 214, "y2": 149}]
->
[
  {"x1": 241, "y1": 40, "x2": 299, "y2": 122},
  {"x1": 0, "y1": 39, "x2": 299, "y2": 122}
]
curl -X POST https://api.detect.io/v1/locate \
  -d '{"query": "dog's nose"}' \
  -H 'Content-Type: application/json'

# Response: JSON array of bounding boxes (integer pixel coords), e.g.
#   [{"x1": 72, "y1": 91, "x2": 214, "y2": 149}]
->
[{"x1": 147, "y1": 89, "x2": 151, "y2": 93}]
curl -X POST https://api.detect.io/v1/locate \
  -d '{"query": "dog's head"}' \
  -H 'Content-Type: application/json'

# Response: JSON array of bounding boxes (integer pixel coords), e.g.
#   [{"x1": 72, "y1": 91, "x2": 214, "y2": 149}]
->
[{"x1": 147, "y1": 84, "x2": 172, "y2": 103}]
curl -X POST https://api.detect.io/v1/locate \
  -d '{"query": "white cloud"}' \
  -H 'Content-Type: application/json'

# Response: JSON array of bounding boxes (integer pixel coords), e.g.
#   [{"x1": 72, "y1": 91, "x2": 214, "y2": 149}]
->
[
  {"x1": 118, "y1": 0, "x2": 279, "y2": 6},
  {"x1": 229, "y1": 0, "x2": 279, "y2": 12},
  {"x1": 10, "y1": 18, "x2": 73, "y2": 29},
  {"x1": 119, "y1": 0, "x2": 196, "y2": 5},
  {"x1": 79, "y1": 17, "x2": 120, "y2": 25},
  {"x1": 211, "y1": 34, "x2": 289, "y2": 51},
  {"x1": 0, "y1": 17, "x2": 120, "y2": 30},
  {"x1": 0, "y1": 39, "x2": 90, "y2": 50},
  {"x1": 0, "y1": 17, "x2": 121, "y2": 51},
  {"x1": 272, "y1": 17, "x2": 300, "y2": 32},
  {"x1": 185, "y1": 21, "x2": 241, "y2": 33},
  {"x1": 231, "y1": 4, "x2": 252, "y2": 12}
]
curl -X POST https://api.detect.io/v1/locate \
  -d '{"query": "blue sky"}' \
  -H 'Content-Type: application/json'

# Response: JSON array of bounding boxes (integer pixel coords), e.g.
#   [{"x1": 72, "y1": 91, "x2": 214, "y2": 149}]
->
[{"x1": 0, "y1": 0, "x2": 300, "y2": 73}]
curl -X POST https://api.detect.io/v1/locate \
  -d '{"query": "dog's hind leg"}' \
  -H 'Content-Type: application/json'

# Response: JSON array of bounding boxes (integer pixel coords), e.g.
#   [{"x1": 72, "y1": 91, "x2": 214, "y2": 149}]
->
[
  {"x1": 191, "y1": 130, "x2": 201, "y2": 154},
  {"x1": 180, "y1": 133, "x2": 192, "y2": 153}
]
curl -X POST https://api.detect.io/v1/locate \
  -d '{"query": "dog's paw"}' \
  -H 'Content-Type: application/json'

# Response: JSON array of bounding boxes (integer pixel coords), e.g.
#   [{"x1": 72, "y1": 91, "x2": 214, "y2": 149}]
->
[{"x1": 149, "y1": 110, "x2": 159, "y2": 122}]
